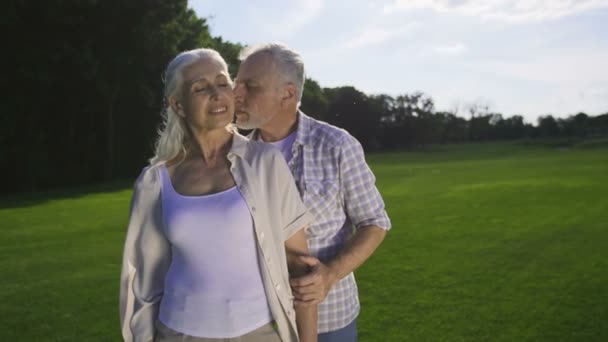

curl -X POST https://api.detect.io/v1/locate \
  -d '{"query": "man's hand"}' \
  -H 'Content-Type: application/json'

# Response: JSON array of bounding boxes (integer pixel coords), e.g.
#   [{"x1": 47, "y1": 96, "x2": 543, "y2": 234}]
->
[{"x1": 290, "y1": 255, "x2": 336, "y2": 307}]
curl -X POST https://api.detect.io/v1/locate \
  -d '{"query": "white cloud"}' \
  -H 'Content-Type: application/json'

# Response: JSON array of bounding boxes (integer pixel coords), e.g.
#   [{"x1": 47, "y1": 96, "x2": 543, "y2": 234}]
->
[
  {"x1": 582, "y1": 86, "x2": 608, "y2": 99},
  {"x1": 341, "y1": 23, "x2": 420, "y2": 50},
  {"x1": 432, "y1": 42, "x2": 466, "y2": 55},
  {"x1": 470, "y1": 51, "x2": 608, "y2": 84},
  {"x1": 244, "y1": 0, "x2": 324, "y2": 39},
  {"x1": 456, "y1": 51, "x2": 608, "y2": 117},
  {"x1": 383, "y1": 0, "x2": 608, "y2": 22},
  {"x1": 532, "y1": 84, "x2": 608, "y2": 116},
  {"x1": 343, "y1": 28, "x2": 398, "y2": 49},
  {"x1": 287, "y1": 0, "x2": 324, "y2": 32}
]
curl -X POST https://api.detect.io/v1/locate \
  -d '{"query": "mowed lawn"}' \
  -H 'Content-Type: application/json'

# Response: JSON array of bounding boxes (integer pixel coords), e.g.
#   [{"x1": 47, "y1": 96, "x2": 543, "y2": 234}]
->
[{"x1": 1, "y1": 141, "x2": 607, "y2": 341}]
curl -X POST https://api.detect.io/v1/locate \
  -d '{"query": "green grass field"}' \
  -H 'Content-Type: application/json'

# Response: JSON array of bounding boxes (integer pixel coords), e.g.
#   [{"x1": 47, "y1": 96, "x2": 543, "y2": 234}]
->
[{"x1": 1, "y1": 141, "x2": 607, "y2": 341}]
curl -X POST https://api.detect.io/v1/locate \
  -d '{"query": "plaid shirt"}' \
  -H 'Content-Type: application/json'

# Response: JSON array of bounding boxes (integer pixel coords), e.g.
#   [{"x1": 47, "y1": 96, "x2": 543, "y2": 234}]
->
[{"x1": 253, "y1": 111, "x2": 391, "y2": 333}]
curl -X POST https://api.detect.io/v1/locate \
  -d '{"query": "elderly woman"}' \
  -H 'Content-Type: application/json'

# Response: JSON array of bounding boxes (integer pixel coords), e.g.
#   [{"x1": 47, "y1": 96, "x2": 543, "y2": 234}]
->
[{"x1": 119, "y1": 48, "x2": 317, "y2": 342}]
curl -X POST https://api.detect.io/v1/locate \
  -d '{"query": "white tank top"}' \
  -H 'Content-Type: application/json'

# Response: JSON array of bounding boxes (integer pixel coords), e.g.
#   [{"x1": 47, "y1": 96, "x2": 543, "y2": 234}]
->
[{"x1": 157, "y1": 165, "x2": 272, "y2": 338}]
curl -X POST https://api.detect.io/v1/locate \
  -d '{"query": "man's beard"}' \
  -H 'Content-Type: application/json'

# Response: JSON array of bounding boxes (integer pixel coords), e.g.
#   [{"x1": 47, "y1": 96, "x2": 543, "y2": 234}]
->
[{"x1": 235, "y1": 110, "x2": 267, "y2": 130}]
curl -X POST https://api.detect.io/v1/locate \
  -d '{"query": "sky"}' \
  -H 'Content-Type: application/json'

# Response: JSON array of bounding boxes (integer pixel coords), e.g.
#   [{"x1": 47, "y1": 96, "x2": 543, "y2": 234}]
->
[{"x1": 189, "y1": 0, "x2": 608, "y2": 123}]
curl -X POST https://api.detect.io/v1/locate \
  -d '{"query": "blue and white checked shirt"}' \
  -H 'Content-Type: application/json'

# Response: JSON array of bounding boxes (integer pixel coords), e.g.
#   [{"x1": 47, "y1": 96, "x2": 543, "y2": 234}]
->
[{"x1": 254, "y1": 111, "x2": 391, "y2": 333}]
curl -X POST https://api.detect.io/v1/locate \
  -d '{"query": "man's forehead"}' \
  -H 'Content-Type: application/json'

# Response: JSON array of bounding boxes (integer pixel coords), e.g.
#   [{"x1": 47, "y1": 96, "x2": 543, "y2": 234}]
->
[{"x1": 239, "y1": 52, "x2": 276, "y2": 78}]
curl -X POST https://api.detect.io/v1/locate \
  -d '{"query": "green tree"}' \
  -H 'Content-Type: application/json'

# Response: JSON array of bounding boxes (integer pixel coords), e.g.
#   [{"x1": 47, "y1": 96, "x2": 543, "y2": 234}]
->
[
  {"x1": 4, "y1": 0, "x2": 219, "y2": 193},
  {"x1": 301, "y1": 78, "x2": 329, "y2": 121},
  {"x1": 323, "y1": 86, "x2": 381, "y2": 149}
]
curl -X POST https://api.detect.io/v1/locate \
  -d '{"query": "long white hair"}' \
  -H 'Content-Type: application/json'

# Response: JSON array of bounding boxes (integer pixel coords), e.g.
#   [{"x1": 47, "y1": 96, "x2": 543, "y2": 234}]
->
[{"x1": 149, "y1": 48, "x2": 230, "y2": 166}]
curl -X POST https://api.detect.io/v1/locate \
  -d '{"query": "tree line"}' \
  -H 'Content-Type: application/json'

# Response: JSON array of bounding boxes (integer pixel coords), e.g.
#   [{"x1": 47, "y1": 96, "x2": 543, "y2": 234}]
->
[
  {"x1": 4, "y1": 1, "x2": 607, "y2": 194},
  {"x1": 301, "y1": 86, "x2": 608, "y2": 150}
]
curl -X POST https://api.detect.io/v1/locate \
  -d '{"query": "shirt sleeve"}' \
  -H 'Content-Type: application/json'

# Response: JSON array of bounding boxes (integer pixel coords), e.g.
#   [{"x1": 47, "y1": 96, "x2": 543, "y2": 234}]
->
[
  {"x1": 270, "y1": 150, "x2": 315, "y2": 241},
  {"x1": 339, "y1": 134, "x2": 391, "y2": 231},
  {"x1": 119, "y1": 168, "x2": 171, "y2": 342}
]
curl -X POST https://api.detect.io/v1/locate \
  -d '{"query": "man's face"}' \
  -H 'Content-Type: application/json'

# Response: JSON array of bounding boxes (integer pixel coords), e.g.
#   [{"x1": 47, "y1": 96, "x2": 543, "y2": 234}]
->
[{"x1": 233, "y1": 52, "x2": 283, "y2": 130}]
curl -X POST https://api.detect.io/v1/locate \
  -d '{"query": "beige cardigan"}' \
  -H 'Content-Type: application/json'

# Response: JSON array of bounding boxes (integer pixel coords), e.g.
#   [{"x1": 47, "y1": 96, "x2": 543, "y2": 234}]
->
[{"x1": 119, "y1": 133, "x2": 313, "y2": 342}]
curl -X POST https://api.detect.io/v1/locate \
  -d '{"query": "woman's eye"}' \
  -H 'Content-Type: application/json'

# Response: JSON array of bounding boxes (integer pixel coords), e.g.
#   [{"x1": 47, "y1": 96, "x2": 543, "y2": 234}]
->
[{"x1": 194, "y1": 87, "x2": 209, "y2": 93}]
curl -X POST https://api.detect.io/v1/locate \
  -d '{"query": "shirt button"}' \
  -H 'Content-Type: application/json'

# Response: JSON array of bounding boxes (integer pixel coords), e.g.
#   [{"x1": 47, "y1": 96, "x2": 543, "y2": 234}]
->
[
  {"x1": 259, "y1": 232, "x2": 265, "y2": 240},
  {"x1": 275, "y1": 284, "x2": 281, "y2": 291},
  {"x1": 251, "y1": 206, "x2": 256, "y2": 212}
]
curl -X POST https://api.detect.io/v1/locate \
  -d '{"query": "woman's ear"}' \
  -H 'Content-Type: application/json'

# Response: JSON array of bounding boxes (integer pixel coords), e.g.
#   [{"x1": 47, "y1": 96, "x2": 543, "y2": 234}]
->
[{"x1": 168, "y1": 96, "x2": 186, "y2": 118}]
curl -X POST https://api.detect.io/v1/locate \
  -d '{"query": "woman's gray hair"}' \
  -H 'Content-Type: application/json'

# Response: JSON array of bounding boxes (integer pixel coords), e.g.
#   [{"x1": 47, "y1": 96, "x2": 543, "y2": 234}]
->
[
  {"x1": 239, "y1": 43, "x2": 305, "y2": 105},
  {"x1": 150, "y1": 48, "x2": 230, "y2": 166}
]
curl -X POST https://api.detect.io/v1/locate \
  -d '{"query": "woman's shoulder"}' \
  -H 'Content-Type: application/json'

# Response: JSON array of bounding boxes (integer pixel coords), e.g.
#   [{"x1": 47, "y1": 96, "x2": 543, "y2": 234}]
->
[{"x1": 133, "y1": 164, "x2": 163, "y2": 191}]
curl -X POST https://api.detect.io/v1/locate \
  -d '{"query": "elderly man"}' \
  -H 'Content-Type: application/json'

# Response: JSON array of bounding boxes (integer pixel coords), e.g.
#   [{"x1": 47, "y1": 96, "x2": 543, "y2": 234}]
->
[{"x1": 233, "y1": 43, "x2": 391, "y2": 342}]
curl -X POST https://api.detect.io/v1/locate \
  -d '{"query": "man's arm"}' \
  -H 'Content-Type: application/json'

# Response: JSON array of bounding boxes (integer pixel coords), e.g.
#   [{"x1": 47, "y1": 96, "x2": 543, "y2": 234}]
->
[
  {"x1": 285, "y1": 228, "x2": 318, "y2": 342},
  {"x1": 291, "y1": 133, "x2": 391, "y2": 307},
  {"x1": 290, "y1": 225, "x2": 386, "y2": 306}
]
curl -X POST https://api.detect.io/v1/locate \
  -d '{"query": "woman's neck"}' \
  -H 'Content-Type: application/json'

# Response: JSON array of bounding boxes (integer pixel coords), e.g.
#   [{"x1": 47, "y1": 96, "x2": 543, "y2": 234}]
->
[{"x1": 188, "y1": 126, "x2": 233, "y2": 167}]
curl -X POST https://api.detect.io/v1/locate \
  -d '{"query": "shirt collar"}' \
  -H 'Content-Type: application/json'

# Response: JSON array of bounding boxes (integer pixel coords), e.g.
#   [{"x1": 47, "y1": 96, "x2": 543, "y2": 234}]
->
[
  {"x1": 227, "y1": 130, "x2": 248, "y2": 160},
  {"x1": 294, "y1": 110, "x2": 315, "y2": 146},
  {"x1": 250, "y1": 110, "x2": 315, "y2": 146}
]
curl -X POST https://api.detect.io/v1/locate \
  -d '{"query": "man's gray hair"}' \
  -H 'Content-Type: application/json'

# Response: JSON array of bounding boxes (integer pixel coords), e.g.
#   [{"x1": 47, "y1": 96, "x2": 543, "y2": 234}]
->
[{"x1": 239, "y1": 43, "x2": 306, "y2": 105}]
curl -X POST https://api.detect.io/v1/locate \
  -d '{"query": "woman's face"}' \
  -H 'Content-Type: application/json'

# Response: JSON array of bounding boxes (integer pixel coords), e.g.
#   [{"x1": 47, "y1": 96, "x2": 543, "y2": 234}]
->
[{"x1": 176, "y1": 57, "x2": 234, "y2": 132}]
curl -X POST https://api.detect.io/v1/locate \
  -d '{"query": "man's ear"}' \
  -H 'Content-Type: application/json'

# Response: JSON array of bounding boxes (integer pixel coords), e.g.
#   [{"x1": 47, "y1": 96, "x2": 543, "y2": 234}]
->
[
  {"x1": 168, "y1": 96, "x2": 186, "y2": 118},
  {"x1": 281, "y1": 83, "x2": 297, "y2": 106}
]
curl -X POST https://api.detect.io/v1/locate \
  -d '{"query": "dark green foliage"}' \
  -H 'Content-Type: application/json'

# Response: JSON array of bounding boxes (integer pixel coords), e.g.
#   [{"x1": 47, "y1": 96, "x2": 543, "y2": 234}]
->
[
  {"x1": 300, "y1": 78, "x2": 329, "y2": 121},
  {"x1": 4, "y1": 1, "x2": 241, "y2": 194},
  {"x1": 323, "y1": 86, "x2": 381, "y2": 149},
  {"x1": 4, "y1": 2, "x2": 608, "y2": 194}
]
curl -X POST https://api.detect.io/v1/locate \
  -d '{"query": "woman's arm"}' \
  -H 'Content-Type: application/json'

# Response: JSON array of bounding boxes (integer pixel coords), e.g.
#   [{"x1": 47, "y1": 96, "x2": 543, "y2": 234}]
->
[
  {"x1": 285, "y1": 228, "x2": 318, "y2": 342},
  {"x1": 120, "y1": 168, "x2": 171, "y2": 342}
]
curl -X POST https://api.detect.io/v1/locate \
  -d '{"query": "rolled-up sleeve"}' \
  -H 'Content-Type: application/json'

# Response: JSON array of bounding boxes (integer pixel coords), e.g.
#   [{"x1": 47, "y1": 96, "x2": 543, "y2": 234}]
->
[
  {"x1": 339, "y1": 135, "x2": 391, "y2": 231},
  {"x1": 119, "y1": 169, "x2": 171, "y2": 342}
]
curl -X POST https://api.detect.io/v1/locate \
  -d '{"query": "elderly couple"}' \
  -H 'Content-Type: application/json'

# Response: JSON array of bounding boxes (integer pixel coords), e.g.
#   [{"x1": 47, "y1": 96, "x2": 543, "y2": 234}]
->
[{"x1": 119, "y1": 43, "x2": 391, "y2": 342}]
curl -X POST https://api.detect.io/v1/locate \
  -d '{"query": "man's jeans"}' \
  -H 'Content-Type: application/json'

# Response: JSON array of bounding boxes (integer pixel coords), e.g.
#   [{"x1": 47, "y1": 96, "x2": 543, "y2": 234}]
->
[{"x1": 318, "y1": 319, "x2": 357, "y2": 342}]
